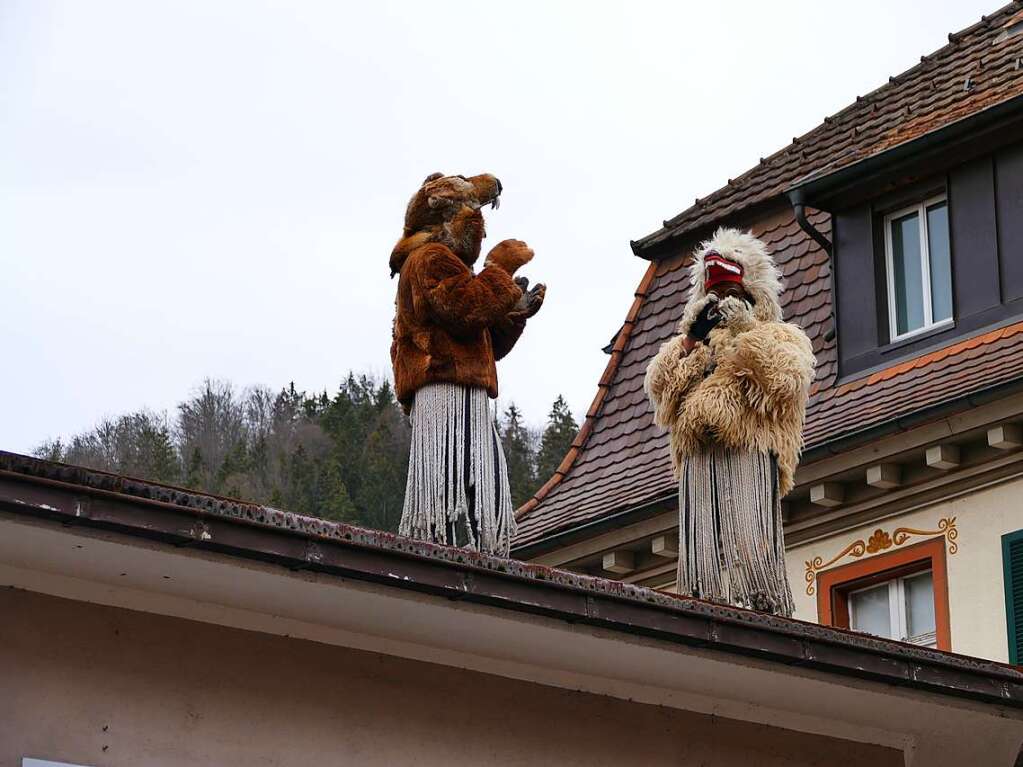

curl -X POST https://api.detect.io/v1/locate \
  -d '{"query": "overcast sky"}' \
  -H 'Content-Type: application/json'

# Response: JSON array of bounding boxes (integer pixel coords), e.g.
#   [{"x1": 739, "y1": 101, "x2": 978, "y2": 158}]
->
[{"x1": 0, "y1": 0, "x2": 997, "y2": 453}]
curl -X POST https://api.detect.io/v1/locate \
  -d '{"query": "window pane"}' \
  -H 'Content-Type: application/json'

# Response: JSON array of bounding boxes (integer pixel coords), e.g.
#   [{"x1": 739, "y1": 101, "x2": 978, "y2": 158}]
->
[
  {"x1": 891, "y1": 211, "x2": 924, "y2": 335},
  {"x1": 927, "y1": 202, "x2": 952, "y2": 323},
  {"x1": 850, "y1": 583, "x2": 892, "y2": 638},
  {"x1": 904, "y1": 571, "x2": 936, "y2": 639}
]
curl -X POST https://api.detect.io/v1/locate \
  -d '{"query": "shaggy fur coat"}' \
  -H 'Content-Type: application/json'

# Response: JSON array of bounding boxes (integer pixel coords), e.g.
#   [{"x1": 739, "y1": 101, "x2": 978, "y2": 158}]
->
[
  {"x1": 390, "y1": 173, "x2": 536, "y2": 410},
  {"x1": 644, "y1": 228, "x2": 815, "y2": 497}
]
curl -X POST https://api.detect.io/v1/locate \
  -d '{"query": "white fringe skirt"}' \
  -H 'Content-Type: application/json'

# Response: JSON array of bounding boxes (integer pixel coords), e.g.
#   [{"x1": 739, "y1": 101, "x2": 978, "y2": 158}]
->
[
  {"x1": 677, "y1": 446, "x2": 794, "y2": 617},
  {"x1": 399, "y1": 382, "x2": 516, "y2": 556}
]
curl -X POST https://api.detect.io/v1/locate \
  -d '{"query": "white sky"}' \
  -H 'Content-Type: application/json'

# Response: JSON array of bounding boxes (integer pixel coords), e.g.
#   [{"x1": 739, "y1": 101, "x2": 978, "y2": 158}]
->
[{"x1": 0, "y1": 0, "x2": 997, "y2": 454}]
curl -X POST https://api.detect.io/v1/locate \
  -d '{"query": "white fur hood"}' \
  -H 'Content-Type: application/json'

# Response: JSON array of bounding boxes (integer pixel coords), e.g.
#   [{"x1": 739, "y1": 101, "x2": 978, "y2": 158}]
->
[{"x1": 679, "y1": 227, "x2": 784, "y2": 332}]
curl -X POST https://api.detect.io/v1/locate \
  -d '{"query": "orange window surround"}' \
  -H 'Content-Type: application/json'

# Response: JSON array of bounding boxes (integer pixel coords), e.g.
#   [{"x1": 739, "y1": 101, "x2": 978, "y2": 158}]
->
[{"x1": 816, "y1": 537, "x2": 952, "y2": 651}]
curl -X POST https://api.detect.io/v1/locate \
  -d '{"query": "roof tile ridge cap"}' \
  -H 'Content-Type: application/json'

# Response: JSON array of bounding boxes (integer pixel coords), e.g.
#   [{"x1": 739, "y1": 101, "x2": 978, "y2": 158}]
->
[
  {"x1": 515, "y1": 261, "x2": 658, "y2": 522},
  {"x1": 947, "y1": 2, "x2": 1016, "y2": 43},
  {"x1": 638, "y1": 6, "x2": 1018, "y2": 248},
  {"x1": 670, "y1": 88, "x2": 894, "y2": 221}
]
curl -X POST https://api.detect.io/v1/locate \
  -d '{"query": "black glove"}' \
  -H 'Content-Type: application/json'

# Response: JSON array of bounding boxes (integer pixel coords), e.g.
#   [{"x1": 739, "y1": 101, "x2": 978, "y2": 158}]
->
[
  {"x1": 509, "y1": 276, "x2": 546, "y2": 321},
  {"x1": 689, "y1": 300, "x2": 721, "y2": 342}
]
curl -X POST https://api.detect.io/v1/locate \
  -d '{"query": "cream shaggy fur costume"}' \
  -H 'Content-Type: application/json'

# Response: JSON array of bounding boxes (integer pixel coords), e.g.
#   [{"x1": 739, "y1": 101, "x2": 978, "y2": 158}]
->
[
  {"x1": 645, "y1": 228, "x2": 815, "y2": 497},
  {"x1": 645, "y1": 228, "x2": 815, "y2": 615}
]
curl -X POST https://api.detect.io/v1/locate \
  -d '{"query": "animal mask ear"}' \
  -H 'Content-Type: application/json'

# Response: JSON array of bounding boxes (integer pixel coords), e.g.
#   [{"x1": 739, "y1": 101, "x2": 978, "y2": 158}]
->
[
  {"x1": 422, "y1": 172, "x2": 444, "y2": 185},
  {"x1": 428, "y1": 193, "x2": 458, "y2": 210}
]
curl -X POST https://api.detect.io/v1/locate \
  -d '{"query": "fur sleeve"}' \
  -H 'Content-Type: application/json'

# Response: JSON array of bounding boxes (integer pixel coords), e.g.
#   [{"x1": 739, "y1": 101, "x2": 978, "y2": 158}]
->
[
  {"x1": 413, "y1": 244, "x2": 522, "y2": 335},
  {"x1": 731, "y1": 322, "x2": 815, "y2": 418},
  {"x1": 644, "y1": 336, "x2": 710, "y2": 428}
]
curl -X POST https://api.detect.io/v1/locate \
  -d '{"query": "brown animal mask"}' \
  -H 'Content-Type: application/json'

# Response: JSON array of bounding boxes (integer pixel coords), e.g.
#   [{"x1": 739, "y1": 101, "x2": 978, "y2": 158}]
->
[{"x1": 390, "y1": 172, "x2": 503, "y2": 276}]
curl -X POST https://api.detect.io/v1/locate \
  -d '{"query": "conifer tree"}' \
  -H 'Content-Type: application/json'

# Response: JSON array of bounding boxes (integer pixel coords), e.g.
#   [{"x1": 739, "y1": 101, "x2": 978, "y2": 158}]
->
[
  {"x1": 185, "y1": 447, "x2": 204, "y2": 489},
  {"x1": 321, "y1": 457, "x2": 358, "y2": 522},
  {"x1": 536, "y1": 395, "x2": 579, "y2": 486},
  {"x1": 500, "y1": 403, "x2": 537, "y2": 509}
]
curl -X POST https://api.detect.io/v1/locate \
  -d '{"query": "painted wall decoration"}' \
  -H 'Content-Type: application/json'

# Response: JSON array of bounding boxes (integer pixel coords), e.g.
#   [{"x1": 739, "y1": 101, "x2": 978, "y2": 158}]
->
[{"x1": 804, "y1": 517, "x2": 958, "y2": 596}]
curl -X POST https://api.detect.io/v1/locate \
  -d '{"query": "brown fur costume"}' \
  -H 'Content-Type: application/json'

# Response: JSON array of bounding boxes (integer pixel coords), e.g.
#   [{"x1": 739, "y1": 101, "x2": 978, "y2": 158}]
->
[
  {"x1": 645, "y1": 228, "x2": 815, "y2": 497},
  {"x1": 390, "y1": 173, "x2": 538, "y2": 411}
]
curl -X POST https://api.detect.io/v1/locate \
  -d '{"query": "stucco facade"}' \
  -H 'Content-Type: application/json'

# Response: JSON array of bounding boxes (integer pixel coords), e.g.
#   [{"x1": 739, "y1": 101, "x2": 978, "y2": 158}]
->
[
  {"x1": 1, "y1": 588, "x2": 904, "y2": 767},
  {"x1": 788, "y1": 473, "x2": 1023, "y2": 663}
]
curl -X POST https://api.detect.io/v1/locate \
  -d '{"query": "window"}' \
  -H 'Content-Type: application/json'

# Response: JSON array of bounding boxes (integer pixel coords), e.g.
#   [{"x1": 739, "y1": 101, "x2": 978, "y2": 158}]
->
[
  {"x1": 1003, "y1": 529, "x2": 1023, "y2": 664},
  {"x1": 817, "y1": 537, "x2": 951, "y2": 650},
  {"x1": 884, "y1": 195, "x2": 953, "y2": 340},
  {"x1": 849, "y1": 570, "x2": 936, "y2": 646}
]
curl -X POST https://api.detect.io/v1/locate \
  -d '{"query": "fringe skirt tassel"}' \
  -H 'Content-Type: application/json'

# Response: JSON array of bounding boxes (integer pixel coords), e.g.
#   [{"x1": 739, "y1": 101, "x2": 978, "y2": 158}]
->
[
  {"x1": 678, "y1": 447, "x2": 794, "y2": 617},
  {"x1": 399, "y1": 382, "x2": 516, "y2": 556}
]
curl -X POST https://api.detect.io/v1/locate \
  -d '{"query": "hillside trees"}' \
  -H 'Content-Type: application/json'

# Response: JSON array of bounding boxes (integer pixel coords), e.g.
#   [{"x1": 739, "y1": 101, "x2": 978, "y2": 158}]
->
[{"x1": 35, "y1": 376, "x2": 577, "y2": 534}]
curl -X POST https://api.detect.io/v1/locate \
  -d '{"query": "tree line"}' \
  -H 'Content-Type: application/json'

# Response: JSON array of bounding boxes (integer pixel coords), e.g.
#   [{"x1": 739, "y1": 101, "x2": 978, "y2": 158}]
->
[{"x1": 34, "y1": 376, "x2": 578, "y2": 533}]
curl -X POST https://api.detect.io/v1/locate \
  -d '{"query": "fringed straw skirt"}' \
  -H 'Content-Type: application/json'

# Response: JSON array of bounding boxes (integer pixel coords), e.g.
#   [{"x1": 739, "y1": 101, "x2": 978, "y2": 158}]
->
[
  {"x1": 678, "y1": 446, "x2": 794, "y2": 617},
  {"x1": 399, "y1": 382, "x2": 516, "y2": 556}
]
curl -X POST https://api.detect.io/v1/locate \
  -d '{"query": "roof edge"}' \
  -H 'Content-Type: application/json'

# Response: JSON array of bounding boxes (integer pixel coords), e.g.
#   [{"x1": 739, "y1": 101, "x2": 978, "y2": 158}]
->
[{"x1": 3, "y1": 464, "x2": 1023, "y2": 708}]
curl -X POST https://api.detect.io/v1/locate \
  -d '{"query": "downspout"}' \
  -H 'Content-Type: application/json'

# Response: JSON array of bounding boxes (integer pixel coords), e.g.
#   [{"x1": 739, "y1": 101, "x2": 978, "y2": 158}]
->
[{"x1": 787, "y1": 189, "x2": 836, "y2": 342}]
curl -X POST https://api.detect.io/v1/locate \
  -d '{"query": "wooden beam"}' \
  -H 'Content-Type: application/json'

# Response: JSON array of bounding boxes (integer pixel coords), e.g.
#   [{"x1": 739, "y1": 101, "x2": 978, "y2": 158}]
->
[
  {"x1": 602, "y1": 549, "x2": 636, "y2": 574},
  {"x1": 651, "y1": 533, "x2": 678, "y2": 559},
  {"x1": 988, "y1": 424, "x2": 1023, "y2": 450},
  {"x1": 866, "y1": 463, "x2": 902, "y2": 489},
  {"x1": 810, "y1": 482, "x2": 844, "y2": 507},
  {"x1": 926, "y1": 444, "x2": 960, "y2": 471}
]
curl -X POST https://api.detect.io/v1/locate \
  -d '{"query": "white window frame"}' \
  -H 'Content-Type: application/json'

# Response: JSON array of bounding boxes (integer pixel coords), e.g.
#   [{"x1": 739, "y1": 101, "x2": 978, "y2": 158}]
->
[
  {"x1": 849, "y1": 570, "x2": 937, "y2": 647},
  {"x1": 883, "y1": 194, "x2": 953, "y2": 342}
]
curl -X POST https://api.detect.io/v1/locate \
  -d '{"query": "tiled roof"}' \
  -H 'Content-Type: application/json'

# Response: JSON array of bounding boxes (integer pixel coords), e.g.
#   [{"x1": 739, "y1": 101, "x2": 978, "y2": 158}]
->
[
  {"x1": 633, "y1": 2, "x2": 1023, "y2": 253},
  {"x1": 805, "y1": 318, "x2": 1023, "y2": 446},
  {"x1": 515, "y1": 4, "x2": 1023, "y2": 551}
]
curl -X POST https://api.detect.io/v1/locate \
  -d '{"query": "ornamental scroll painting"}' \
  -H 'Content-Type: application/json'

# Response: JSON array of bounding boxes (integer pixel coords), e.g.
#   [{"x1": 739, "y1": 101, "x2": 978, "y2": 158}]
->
[
  {"x1": 645, "y1": 229, "x2": 816, "y2": 616},
  {"x1": 389, "y1": 173, "x2": 545, "y2": 556},
  {"x1": 804, "y1": 517, "x2": 959, "y2": 596}
]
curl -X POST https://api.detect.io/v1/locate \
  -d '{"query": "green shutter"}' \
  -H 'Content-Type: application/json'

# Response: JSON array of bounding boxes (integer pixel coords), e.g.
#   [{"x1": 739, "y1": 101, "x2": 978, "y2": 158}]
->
[{"x1": 1003, "y1": 529, "x2": 1023, "y2": 664}]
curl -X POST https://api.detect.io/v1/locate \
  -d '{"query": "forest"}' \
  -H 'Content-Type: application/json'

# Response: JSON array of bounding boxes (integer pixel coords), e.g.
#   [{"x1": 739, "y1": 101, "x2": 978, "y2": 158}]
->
[{"x1": 34, "y1": 376, "x2": 578, "y2": 534}]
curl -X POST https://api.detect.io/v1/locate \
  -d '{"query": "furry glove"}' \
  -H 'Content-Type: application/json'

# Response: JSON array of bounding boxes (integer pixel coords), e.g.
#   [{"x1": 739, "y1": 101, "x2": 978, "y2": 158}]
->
[
  {"x1": 688, "y1": 295, "x2": 721, "y2": 341},
  {"x1": 485, "y1": 239, "x2": 534, "y2": 276},
  {"x1": 715, "y1": 296, "x2": 756, "y2": 332}
]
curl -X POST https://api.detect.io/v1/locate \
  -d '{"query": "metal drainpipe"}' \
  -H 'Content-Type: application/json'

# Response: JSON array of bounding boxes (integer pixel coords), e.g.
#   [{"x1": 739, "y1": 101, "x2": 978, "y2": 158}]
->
[{"x1": 788, "y1": 189, "x2": 836, "y2": 342}]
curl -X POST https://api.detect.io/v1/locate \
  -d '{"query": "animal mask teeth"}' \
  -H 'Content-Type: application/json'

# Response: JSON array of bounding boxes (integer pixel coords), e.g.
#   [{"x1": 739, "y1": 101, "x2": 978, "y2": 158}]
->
[{"x1": 492, "y1": 195, "x2": 500, "y2": 210}]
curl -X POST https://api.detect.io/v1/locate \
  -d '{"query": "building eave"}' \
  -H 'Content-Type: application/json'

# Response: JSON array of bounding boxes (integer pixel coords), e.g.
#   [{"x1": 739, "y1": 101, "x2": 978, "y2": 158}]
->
[{"x1": 3, "y1": 450, "x2": 1023, "y2": 713}]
